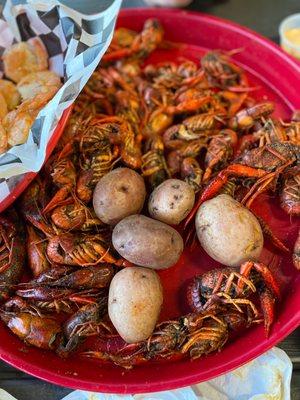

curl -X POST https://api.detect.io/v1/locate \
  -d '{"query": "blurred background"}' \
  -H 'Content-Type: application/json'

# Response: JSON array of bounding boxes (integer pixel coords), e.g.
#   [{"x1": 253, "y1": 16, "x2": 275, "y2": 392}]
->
[{"x1": 58, "y1": 0, "x2": 299, "y2": 42}]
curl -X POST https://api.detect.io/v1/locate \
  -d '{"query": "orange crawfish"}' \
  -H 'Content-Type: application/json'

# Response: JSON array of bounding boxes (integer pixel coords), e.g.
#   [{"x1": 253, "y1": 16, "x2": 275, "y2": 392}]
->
[
  {"x1": 185, "y1": 141, "x2": 300, "y2": 228},
  {"x1": 203, "y1": 129, "x2": 238, "y2": 182},
  {"x1": 1, "y1": 297, "x2": 62, "y2": 350},
  {"x1": 103, "y1": 19, "x2": 164, "y2": 62},
  {"x1": 27, "y1": 264, "x2": 114, "y2": 290},
  {"x1": 51, "y1": 202, "x2": 103, "y2": 232},
  {"x1": 43, "y1": 157, "x2": 77, "y2": 215},
  {"x1": 229, "y1": 102, "x2": 274, "y2": 131},
  {"x1": 46, "y1": 233, "x2": 118, "y2": 266}
]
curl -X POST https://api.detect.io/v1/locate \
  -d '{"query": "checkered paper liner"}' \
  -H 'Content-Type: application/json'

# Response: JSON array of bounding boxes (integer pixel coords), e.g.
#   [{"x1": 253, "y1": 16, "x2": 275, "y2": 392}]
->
[{"x1": 0, "y1": 0, "x2": 122, "y2": 202}]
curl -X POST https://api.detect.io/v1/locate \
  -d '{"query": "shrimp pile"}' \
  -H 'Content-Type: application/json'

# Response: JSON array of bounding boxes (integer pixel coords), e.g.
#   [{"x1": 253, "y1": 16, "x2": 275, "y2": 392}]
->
[
  {"x1": 0, "y1": 19, "x2": 298, "y2": 370},
  {"x1": 0, "y1": 37, "x2": 61, "y2": 154}
]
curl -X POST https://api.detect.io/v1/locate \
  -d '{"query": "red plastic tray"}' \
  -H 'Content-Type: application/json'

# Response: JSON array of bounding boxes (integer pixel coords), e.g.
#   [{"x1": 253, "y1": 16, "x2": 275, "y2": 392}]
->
[{"x1": 0, "y1": 8, "x2": 299, "y2": 394}]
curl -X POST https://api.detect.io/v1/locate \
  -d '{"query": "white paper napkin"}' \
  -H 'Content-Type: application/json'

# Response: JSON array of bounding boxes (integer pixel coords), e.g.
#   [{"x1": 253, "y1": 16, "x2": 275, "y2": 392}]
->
[{"x1": 60, "y1": 347, "x2": 292, "y2": 400}]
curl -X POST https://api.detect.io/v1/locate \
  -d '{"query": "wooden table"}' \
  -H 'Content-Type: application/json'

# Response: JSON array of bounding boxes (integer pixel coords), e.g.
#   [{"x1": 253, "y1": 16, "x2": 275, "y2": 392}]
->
[{"x1": 0, "y1": 0, "x2": 299, "y2": 399}]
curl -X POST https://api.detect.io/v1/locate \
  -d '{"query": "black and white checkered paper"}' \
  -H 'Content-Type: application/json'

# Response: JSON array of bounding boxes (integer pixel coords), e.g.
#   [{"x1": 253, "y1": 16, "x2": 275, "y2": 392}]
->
[{"x1": 0, "y1": 0, "x2": 121, "y2": 203}]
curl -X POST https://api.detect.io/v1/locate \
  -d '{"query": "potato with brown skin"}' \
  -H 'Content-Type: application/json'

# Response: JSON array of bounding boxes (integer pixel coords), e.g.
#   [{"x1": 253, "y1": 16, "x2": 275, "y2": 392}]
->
[
  {"x1": 148, "y1": 178, "x2": 195, "y2": 225},
  {"x1": 93, "y1": 168, "x2": 146, "y2": 226},
  {"x1": 112, "y1": 215, "x2": 184, "y2": 269},
  {"x1": 108, "y1": 267, "x2": 163, "y2": 343},
  {"x1": 196, "y1": 194, "x2": 263, "y2": 267}
]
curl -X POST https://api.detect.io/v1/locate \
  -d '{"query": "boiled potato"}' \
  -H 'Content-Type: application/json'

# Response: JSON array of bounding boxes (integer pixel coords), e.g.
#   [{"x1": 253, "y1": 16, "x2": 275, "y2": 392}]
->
[
  {"x1": 108, "y1": 267, "x2": 163, "y2": 343},
  {"x1": 148, "y1": 178, "x2": 195, "y2": 225},
  {"x1": 93, "y1": 168, "x2": 146, "y2": 225},
  {"x1": 196, "y1": 194, "x2": 263, "y2": 267},
  {"x1": 112, "y1": 215, "x2": 184, "y2": 269}
]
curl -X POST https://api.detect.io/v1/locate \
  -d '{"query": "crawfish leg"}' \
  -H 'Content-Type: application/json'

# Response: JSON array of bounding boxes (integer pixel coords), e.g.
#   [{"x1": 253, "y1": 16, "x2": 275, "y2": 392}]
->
[
  {"x1": 184, "y1": 164, "x2": 267, "y2": 228},
  {"x1": 215, "y1": 292, "x2": 259, "y2": 317},
  {"x1": 237, "y1": 261, "x2": 280, "y2": 298},
  {"x1": 258, "y1": 287, "x2": 275, "y2": 336},
  {"x1": 43, "y1": 187, "x2": 71, "y2": 215},
  {"x1": 256, "y1": 216, "x2": 290, "y2": 253}
]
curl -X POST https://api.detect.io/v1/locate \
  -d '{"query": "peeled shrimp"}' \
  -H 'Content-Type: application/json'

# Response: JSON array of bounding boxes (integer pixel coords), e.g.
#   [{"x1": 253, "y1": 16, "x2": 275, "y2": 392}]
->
[
  {"x1": 4, "y1": 109, "x2": 38, "y2": 147},
  {"x1": 3, "y1": 88, "x2": 55, "y2": 147},
  {"x1": 0, "y1": 122, "x2": 7, "y2": 154},
  {"x1": 3, "y1": 38, "x2": 48, "y2": 82},
  {"x1": 0, "y1": 80, "x2": 20, "y2": 110},
  {"x1": 18, "y1": 89, "x2": 58, "y2": 114},
  {"x1": 17, "y1": 71, "x2": 61, "y2": 101},
  {"x1": 0, "y1": 93, "x2": 7, "y2": 119}
]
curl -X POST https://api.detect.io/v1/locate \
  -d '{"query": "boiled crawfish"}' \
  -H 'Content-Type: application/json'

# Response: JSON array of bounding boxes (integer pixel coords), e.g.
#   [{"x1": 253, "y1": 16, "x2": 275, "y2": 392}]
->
[
  {"x1": 15, "y1": 264, "x2": 113, "y2": 313},
  {"x1": 103, "y1": 19, "x2": 164, "y2": 62},
  {"x1": 0, "y1": 211, "x2": 25, "y2": 301},
  {"x1": 293, "y1": 230, "x2": 300, "y2": 270},
  {"x1": 187, "y1": 261, "x2": 280, "y2": 335},
  {"x1": 84, "y1": 309, "x2": 229, "y2": 368},
  {"x1": 0, "y1": 297, "x2": 62, "y2": 350},
  {"x1": 46, "y1": 233, "x2": 118, "y2": 266},
  {"x1": 185, "y1": 141, "x2": 300, "y2": 228},
  {"x1": 58, "y1": 299, "x2": 109, "y2": 357}
]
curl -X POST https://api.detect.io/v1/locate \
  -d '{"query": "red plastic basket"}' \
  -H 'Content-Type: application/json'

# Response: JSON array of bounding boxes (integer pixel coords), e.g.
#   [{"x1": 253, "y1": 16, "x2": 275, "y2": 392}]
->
[
  {"x1": 0, "y1": 8, "x2": 299, "y2": 394},
  {"x1": 0, "y1": 106, "x2": 72, "y2": 213}
]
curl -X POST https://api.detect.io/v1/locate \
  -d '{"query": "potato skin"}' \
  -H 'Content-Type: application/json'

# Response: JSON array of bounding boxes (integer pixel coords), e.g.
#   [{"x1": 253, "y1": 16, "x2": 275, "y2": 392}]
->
[
  {"x1": 196, "y1": 194, "x2": 263, "y2": 267},
  {"x1": 148, "y1": 179, "x2": 195, "y2": 225},
  {"x1": 93, "y1": 168, "x2": 146, "y2": 225},
  {"x1": 112, "y1": 215, "x2": 184, "y2": 269},
  {"x1": 108, "y1": 267, "x2": 163, "y2": 343}
]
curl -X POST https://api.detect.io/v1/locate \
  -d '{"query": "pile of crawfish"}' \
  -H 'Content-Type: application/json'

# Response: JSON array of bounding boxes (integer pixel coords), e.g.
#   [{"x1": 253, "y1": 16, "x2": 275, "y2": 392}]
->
[{"x1": 0, "y1": 19, "x2": 299, "y2": 369}]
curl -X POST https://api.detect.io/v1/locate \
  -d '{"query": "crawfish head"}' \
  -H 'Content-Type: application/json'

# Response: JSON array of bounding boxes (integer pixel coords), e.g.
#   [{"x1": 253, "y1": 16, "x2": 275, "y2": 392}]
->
[
  {"x1": 19, "y1": 180, "x2": 54, "y2": 236},
  {"x1": 145, "y1": 321, "x2": 186, "y2": 358},
  {"x1": 181, "y1": 313, "x2": 229, "y2": 359},
  {"x1": 0, "y1": 310, "x2": 62, "y2": 350},
  {"x1": 51, "y1": 203, "x2": 87, "y2": 231},
  {"x1": 46, "y1": 233, "x2": 117, "y2": 266},
  {"x1": 201, "y1": 50, "x2": 242, "y2": 89},
  {"x1": 187, "y1": 267, "x2": 243, "y2": 312}
]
